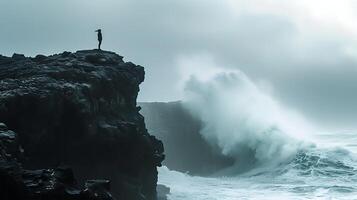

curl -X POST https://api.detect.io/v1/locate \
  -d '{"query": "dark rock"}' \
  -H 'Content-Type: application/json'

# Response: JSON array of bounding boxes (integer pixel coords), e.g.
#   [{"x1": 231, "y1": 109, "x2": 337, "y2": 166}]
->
[
  {"x1": 81, "y1": 50, "x2": 123, "y2": 65},
  {"x1": 0, "y1": 123, "x2": 116, "y2": 200},
  {"x1": 32, "y1": 54, "x2": 48, "y2": 63},
  {"x1": 0, "y1": 50, "x2": 164, "y2": 200},
  {"x1": 0, "y1": 55, "x2": 13, "y2": 65},
  {"x1": 54, "y1": 166, "x2": 76, "y2": 184},
  {"x1": 85, "y1": 180, "x2": 111, "y2": 190},
  {"x1": 83, "y1": 180, "x2": 114, "y2": 200},
  {"x1": 140, "y1": 101, "x2": 233, "y2": 175},
  {"x1": 61, "y1": 51, "x2": 72, "y2": 57},
  {"x1": 0, "y1": 122, "x2": 8, "y2": 131},
  {"x1": 11, "y1": 53, "x2": 25, "y2": 60}
]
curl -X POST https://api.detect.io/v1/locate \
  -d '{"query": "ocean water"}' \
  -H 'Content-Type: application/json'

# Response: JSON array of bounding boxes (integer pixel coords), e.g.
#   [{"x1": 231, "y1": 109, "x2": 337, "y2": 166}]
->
[
  {"x1": 156, "y1": 70, "x2": 357, "y2": 199},
  {"x1": 158, "y1": 132, "x2": 357, "y2": 200}
]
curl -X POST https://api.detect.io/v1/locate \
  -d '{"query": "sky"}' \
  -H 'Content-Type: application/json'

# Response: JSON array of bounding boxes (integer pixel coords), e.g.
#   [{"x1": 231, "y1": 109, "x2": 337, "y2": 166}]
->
[{"x1": 1, "y1": 0, "x2": 357, "y2": 131}]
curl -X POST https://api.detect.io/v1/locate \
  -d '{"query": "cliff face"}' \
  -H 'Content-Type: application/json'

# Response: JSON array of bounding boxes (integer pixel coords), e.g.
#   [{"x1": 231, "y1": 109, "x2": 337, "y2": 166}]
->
[
  {"x1": 0, "y1": 50, "x2": 164, "y2": 200},
  {"x1": 0, "y1": 123, "x2": 115, "y2": 200},
  {"x1": 139, "y1": 102, "x2": 233, "y2": 176}
]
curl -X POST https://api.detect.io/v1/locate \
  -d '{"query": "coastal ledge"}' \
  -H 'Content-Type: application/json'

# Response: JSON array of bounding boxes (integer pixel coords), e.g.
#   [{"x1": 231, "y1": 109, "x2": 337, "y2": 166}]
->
[{"x1": 0, "y1": 50, "x2": 165, "y2": 200}]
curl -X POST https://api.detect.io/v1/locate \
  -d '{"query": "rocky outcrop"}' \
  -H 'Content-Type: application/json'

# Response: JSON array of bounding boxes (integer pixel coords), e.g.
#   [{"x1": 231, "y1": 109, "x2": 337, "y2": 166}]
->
[
  {"x1": 0, "y1": 123, "x2": 115, "y2": 200},
  {"x1": 139, "y1": 101, "x2": 233, "y2": 175},
  {"x1": 0, "y1": 50, "x2": 164, "y2": 200}
]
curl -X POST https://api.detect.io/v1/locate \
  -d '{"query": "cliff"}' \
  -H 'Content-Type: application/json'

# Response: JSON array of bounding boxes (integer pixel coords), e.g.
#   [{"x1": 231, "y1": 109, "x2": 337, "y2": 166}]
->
[
  {"x1": 0, "y1": 50, "x2": 164, "y2": 200},
  {"x1": 139, "y1": 102, "x2": 233, "y2": 175}
]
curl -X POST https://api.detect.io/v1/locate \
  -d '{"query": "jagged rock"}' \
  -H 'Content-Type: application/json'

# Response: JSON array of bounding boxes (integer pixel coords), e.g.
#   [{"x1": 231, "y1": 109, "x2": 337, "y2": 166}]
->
[
  {"x1": 0, "y1": 122, "x2": 117, "y2": 200},
  {"x1": 11, "y1": 54, "x2": 26, "y2": 60},
  {"x1": 0, "y1": 50, "x2": 164, "y2": 200},
  {"x1": 82, "y1": 180, "x2": 114, "y2": 200}
]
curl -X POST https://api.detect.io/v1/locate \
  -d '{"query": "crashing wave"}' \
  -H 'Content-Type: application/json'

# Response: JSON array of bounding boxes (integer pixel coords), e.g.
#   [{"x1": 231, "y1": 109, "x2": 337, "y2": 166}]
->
[{"x1": 183, "y1": 70, "x2": 315, "y2": 170}]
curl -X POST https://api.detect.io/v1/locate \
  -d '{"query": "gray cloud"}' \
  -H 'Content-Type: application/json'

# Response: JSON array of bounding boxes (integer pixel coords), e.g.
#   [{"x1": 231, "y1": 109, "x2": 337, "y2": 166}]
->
[{"x1": 1, "y1": 0, "x2": 357, "y2": 130}]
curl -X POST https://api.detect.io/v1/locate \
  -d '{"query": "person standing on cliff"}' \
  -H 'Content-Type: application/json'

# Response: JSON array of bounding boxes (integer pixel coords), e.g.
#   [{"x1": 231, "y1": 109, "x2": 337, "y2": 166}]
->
[{"x1": 95, "y1": 29, "x2": 102, "y2": 50}]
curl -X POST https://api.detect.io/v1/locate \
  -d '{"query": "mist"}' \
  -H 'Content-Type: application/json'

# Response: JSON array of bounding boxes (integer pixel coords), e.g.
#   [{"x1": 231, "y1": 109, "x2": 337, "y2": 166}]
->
[
  {"x1": 2, "y1": 0, "x2": 357, "y2": 130},
  {"x1": 181, "y1": 58, "x2": 316, "y2": 167}
]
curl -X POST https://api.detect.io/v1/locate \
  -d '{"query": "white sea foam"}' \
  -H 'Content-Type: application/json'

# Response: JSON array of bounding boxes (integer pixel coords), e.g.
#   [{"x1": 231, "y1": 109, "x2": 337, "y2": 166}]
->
[
  {"x1": 162, "y1": 56, "x2": 357, "y2": 199},
  {"x1": 180, "y1": 57, "x2": 315, "y2": 166}
]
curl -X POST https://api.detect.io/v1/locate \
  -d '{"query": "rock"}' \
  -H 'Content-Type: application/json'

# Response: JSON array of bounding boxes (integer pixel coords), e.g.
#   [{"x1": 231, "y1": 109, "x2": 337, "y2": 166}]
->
[
  {"x1": 54, "y1": 166, "x2": 76, "y2": 184},
  {"x1": 139, "y1": 101, "x2": 233, "y2": 175},
  {"x1": 0, "y1": 123, "x2": 8, "y2": 131},
  {"x1": 85, "y1": 180, "x2": 111, "y2": 190},
  {"x1": 81, "y1": 50, "x2": 123, "y2": 65},
  {"x1": 0, "y1": 124, "x2": 117, "y2": 200},
  {"x1": 0, "y1": 55, "x2": 13, "y2": 65},
  {"x1": 0, "y1": 50, "x2": 164, "y2": 200},
  {"x1": 11, "y1": 53, "x2": 26, "y2": 60},
  {"x1": 32, "y1": 54, "x2": 47, "y2": 63},
  {"x1": 83, "y1": 180, "x2": 114, "y2": 200}
]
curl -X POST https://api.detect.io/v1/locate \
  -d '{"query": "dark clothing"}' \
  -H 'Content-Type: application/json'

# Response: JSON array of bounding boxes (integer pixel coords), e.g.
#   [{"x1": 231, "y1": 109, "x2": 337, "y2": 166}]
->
[
  {"x1": 98, "y1": 32, "x2": 102, "y2": 42},
  {"x1": 97, "y1": 31, "x2": 102, "y2": 50}
]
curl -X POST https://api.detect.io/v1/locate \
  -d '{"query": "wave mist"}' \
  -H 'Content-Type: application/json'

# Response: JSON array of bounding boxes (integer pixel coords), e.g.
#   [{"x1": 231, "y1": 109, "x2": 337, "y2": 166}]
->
[{"x1": 181, "y1": 60, "x2": 316, "y2": 169}]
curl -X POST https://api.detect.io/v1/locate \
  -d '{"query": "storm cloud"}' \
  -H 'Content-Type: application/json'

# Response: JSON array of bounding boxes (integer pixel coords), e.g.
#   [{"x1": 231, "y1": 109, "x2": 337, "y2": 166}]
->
[{"x1": 1, "y1": 0, "x2": 357, "y2": 130}]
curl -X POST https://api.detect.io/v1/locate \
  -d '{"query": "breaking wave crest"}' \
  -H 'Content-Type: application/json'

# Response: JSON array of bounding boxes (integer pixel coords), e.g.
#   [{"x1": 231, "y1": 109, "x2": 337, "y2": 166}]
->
[
  {"x1": 158, "y1": 146, "x2": 357, "y2": 200},
  {"x1": 161, "y1": 57, "x2": 357, "y2": 199},
  {"x1": 183, "y1": 70, "x2": 316, "y2": 170}
]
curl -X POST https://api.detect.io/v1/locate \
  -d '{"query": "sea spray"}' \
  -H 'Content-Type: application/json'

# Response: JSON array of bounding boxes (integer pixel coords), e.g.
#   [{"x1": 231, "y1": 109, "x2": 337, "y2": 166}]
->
[
  {"x1": 182, "y1": 69, "x2": 315, "y2": 168},
  {"x1": 156, "y1": 56, "x2": 357, "y2": 199}
]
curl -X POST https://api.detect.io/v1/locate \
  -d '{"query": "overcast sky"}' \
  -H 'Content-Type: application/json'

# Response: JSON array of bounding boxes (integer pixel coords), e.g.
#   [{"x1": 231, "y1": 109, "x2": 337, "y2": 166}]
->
[{"x1": 1, "y1": 0, "x2": 357, "y2": 130}]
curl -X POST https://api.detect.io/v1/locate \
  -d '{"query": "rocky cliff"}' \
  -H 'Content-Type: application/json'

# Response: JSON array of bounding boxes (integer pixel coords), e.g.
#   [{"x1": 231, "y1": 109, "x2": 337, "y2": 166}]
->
[
  {"x1": 0, "y1": 50, "x2": 164, "y2": 200},
  {"x1": 139, "y1": 102, "x2": 233, "y2": 175}
]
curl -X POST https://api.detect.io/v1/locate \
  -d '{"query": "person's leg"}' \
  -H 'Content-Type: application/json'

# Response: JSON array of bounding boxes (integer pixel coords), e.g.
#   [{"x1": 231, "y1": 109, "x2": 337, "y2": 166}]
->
[{"x1": 99, "y1": 40, "x2": 102, "y2": 50}]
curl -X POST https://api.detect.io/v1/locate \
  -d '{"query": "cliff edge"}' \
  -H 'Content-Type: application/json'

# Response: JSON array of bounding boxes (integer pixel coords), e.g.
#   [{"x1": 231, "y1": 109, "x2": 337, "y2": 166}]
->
[{"x1": 0, "y1": 50, "x2": 165, "y2": 200}]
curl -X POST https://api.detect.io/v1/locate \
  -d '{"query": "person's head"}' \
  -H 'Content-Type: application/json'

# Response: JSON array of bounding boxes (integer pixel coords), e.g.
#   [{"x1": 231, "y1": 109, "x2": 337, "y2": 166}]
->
[{"x1": 95, "y1": 29, "x2": 101, "y2": 33}]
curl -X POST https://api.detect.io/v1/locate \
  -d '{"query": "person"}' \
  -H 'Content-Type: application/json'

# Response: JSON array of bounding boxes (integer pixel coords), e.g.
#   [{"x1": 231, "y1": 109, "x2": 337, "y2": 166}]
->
[{"x1": 95, "y1": 29, "x2": 102, "y2": 50}]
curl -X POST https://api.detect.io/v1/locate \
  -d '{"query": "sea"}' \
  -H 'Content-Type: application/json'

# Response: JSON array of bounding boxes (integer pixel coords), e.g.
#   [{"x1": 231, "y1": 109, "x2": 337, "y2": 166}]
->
[
  {"x1": 156, "y1": 71, "x2": 357, "y2": 200},
  {"x1": 158, "y1": 131, "x2": 357, "y2": 200}
]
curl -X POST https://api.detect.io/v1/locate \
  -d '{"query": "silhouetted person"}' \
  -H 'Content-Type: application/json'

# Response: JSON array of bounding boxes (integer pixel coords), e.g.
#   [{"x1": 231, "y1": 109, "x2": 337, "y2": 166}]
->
[{"x1": 95, "y1": 29, "x2": 102, "y2": 50}]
